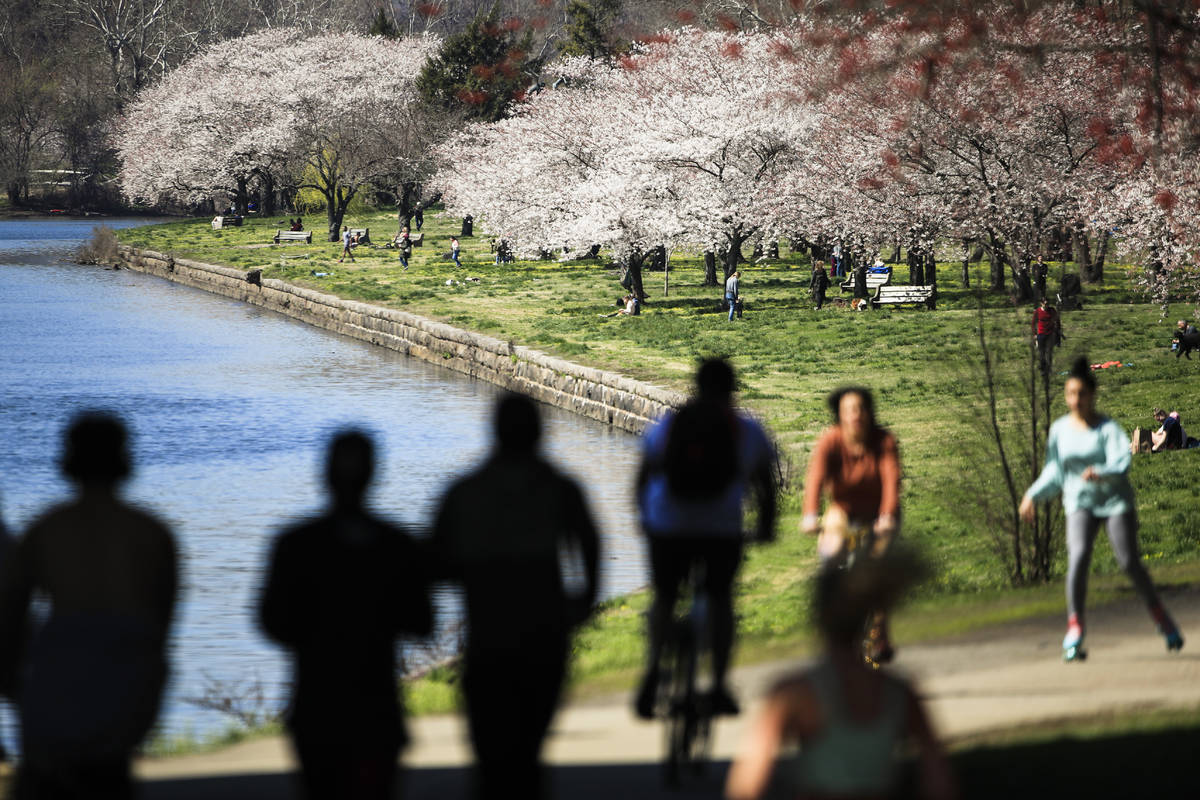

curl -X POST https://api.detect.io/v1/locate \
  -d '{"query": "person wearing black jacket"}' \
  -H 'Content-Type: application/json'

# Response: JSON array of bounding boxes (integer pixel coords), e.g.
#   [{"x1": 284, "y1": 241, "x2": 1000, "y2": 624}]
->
[
  {"x1": 430, "y1": 394, "x2": 600, "y2": 800},
  {"x1": 261, "y1": 431, "x2": 432, "y2": 800},
  {"x1": 810, "y1": 262, "x2": 831, "y2": 310}
]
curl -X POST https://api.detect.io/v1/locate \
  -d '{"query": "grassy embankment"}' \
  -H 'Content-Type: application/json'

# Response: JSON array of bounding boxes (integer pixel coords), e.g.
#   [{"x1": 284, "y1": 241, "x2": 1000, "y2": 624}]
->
[{"x1": 117, "y1": 210, "x2": 1200, "y2": 716}]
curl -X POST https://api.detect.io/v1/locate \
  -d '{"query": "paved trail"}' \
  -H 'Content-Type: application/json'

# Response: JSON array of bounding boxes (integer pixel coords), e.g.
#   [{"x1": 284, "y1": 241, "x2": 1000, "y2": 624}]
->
[{"x1": 135, "y1": 586, "x2": 1200, "y2": 798}]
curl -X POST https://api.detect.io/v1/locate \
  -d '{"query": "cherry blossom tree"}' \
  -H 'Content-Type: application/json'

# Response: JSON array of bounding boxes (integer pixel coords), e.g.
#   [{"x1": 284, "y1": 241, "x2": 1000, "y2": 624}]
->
[
  {"x1": 117, "y1": 29, "x2": 438, "y2": 239},
  {"x1": 437, "y1": 28, "x2": 823, "y2": 291}
]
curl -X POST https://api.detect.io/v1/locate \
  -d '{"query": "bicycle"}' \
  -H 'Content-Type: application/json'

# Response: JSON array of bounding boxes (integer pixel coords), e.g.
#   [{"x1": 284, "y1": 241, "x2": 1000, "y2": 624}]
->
[
  {"x1": 654, "y1": 564, "x2": 714, "y2": 788},
  {"x1": 820, "y1": 520, "x2": 891, "y2": 669}
]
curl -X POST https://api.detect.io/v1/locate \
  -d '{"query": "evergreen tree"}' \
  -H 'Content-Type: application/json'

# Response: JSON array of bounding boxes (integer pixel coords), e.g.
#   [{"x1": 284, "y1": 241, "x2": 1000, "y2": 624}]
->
[
  {"x1": 369, "y1": 7, "x2": 398, "y2": 39},
  {"x1": 416, "y1": 3, "x2": 541, "y2": 123},
  {"x1": 559, "y1": 0, "x2": 621, "y2": 62}
]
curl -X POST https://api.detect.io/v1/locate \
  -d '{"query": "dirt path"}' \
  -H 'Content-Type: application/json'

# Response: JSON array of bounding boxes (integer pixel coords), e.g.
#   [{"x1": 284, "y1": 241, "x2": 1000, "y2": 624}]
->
[{"x1": 134, "y1": 586, "x2": 1200, "y2": 797}]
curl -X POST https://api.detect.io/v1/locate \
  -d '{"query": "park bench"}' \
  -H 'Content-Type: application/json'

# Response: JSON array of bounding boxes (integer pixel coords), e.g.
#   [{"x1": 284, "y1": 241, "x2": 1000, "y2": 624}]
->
[
  {"x1": 394, "y1": 232, "x2": 424, "y2": 247},
  {"x1": 840, "y1": 269, "x2": 891, "y2": 293},
  {"x1": 348, "y1": 227, "x2": 370, "y2": 244},
  {"x1": 273, "y1": 230, "x2": 312, "y2": 244},
  {"x1": 870, "y1": 284, "x2": 936, "y2": 310},
  {"x1": 212, "y1": 215, "x2": 243, "y2": 229}
]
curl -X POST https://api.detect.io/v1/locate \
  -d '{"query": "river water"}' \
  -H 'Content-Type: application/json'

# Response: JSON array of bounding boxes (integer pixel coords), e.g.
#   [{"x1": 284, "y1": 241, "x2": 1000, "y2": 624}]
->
[{"x1": 0, "y1": 218, "x2": 646, "y2": 743}]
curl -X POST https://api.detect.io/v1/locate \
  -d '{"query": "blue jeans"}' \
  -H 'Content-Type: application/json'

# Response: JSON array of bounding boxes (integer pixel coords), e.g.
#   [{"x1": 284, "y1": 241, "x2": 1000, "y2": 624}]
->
[
  {"x1": 726, "y1": 293, "x2": 736, "y2": 320},
  {"x1": 453, "y1": 252, "x2": 461, "y2": 267}
]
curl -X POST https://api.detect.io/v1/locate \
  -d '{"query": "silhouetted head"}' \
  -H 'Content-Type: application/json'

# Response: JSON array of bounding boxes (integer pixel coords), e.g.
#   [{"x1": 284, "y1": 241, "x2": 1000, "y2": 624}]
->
[
  {"x1": 695, "y1": 358, "x2": 735, "y2": 402},
  {"x1": 61, "y1": 412, "x2": 131, "y2": 487},
  {"x1": 326, "y1": 430, "x2": 374, "y2": 506},
  {"x1": 1065, "y1": 356, "x2": 1097, "y2": 417},
  {"x1": 495, "y1": 394, "x2": 541, "y2": 454},
  {"x1": 814, "y1": 545, "x2": 926, "y2": 648}
]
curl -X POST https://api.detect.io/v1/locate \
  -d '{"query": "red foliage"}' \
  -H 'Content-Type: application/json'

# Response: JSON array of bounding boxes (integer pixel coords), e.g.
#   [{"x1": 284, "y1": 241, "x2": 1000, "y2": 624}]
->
[
  {"x1": 722, "y1": 41, "x2": 744, "y2": 59},
  {"x1": 502, "y1": 17, "x2": 523, "y2": 33},
  {"x1": 1155, "y1": 189, "x2": 1178, "y2": 212},
  {"x1": 416, "y1": 3, "x2": 442, "y2": 19},
  {"x1": 472, "y1": 64, "x2": 495, "y2": 80},
  {"x1": 881, "y1": 149, "x2": 900, "y2": 168},
  {"x1": 456, "y1": 89, "x2": 489, "y2": 106},
  {"x1": 716, "y1": 15, "x2": 741, "y2": 33},
  {"x1": 675, "y1": 10, "x2": 697, "y2": 24}
]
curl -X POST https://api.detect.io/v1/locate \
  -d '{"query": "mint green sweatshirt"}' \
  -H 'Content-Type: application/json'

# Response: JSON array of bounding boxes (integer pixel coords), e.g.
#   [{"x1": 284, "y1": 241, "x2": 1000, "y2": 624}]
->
[{"x1": 1025, "y1": 415, "x2": 1135, "y2": 516}]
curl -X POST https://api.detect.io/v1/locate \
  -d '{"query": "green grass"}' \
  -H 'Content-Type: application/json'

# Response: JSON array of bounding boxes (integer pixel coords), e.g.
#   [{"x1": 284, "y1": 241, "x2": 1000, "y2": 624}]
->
[
  {"x1": 117, "y1": 209, "x2": 1200, "y2": 713},
  {"x1": 140, "y1": 719, "x2": 285, "y2": 758}
]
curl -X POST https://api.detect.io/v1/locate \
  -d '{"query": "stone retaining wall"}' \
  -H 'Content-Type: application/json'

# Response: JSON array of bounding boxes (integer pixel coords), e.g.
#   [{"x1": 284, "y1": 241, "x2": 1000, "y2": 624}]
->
[{"x1": 112, "y1": 245, "x2": 685, "y2": 433}]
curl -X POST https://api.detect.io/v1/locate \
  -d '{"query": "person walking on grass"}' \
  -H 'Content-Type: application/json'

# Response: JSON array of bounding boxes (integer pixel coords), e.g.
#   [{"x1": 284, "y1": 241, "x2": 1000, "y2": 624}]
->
[
  {"x1": 398, "y1": 226, "x2": 412, "y2": 270},
  {"x1": 725, "y1": 270, "x2": 741, "y2": 321},
  {"x1": 1019, "y1": 356, "x2": 1185, "y2": 662},
  {"x1": 450, "y1": 236, "x2": 462, "y2": 268},
  {"x1": 810, "y1": 261, "x2": 830, "y2": 310},
  {"x1": 339, "y1": 225, "x2": 355, "y2": 263}
]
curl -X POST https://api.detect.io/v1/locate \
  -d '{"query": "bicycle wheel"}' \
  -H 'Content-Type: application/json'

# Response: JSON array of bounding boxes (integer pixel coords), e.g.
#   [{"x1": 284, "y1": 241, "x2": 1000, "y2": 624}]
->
[{"x1": 662, "y1": 621, "x2": 698, "y2": 787}]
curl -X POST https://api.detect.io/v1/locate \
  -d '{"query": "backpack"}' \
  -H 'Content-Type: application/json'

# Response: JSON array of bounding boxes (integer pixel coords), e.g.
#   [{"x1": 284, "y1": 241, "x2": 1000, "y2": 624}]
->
[{"x1": 664, "y1": 400, "x2": 739, "y2": 500}]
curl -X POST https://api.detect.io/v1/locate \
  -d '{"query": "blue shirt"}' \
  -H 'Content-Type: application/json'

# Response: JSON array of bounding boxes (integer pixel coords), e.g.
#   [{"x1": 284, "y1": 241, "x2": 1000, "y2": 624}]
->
[
  {"x1": 638, "y1": 410, "x2": 774, "y2": 537},
  {"x1": 1026, "y1": 415, "x2": 1135, "y2": 516}
]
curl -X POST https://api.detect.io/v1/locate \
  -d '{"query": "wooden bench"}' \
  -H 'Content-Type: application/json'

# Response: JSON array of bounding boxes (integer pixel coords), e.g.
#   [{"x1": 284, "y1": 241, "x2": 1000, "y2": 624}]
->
[
  {"x1": 348, "y1": 227, "x2": 370, "y2": 244},
  {"x1": 840, "y1": 269, "x2": 891, "y2": 293},
  {"x1": 394, "y1": 232, "x2": 424, "y2": 247},
  {"x1": 273, "y1": 230, "x2": 312, "y2": 244},
  {"x1": 870, "y1": 284, "x2": 936, "y2": 310},
  {"x1": 212, "y1": 215, "x2": 243, "y2": 229}
]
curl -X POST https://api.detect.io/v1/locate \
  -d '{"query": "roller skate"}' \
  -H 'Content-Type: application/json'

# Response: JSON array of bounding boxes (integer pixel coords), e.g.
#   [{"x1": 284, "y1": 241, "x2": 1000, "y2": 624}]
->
[
  {"x1": 1062, "y1": 614, "x2": 1086, "y2": 662},
  {"x1": 1150, "y1": 604, "x2": 1185, "y2": 653}
]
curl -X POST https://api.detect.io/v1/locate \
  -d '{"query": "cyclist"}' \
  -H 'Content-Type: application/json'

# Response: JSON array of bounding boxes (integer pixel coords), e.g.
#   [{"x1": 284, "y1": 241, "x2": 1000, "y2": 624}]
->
[
  {"x1": 801, "y1": 386, "x2": 901, "y2": 662},
  {"x1": 635, "y1": 358, "x2": 777, "y2": 719}
]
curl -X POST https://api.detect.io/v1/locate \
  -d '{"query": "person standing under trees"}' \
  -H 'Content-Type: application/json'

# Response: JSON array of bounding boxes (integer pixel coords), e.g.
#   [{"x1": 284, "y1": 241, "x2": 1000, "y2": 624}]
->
[
  {"x1": 260, "y1": 431, "x2": 432, "y2": 800},
  {"x1": 725, "y1": 270, "x2": 741, "y2": 321},
  {"x1": 338, "y1": 225, "x2": 355, "y2": 263},
  {"x1": 0, "y1": 413, "x2": 177, "y2": 800},
  {"x1": 414, "y1": 207, "x2": 423, "y2": 231},
  {"x1": 450, "y1": 235, "x2": 462, "y2": 267},
  {"x1": 1031, "y1": 297, "x2": 1062, "y2": 374},
  {"x1": 1020, "y1": 357, "x2": 1185, "y2": 662},
  {"x1": 725, "y1": 551, "x2": 957, "y2": 800},
  {"x1": 810, "y1": 261, "x2": 830, "y2": 310},
  {"x1": 635, "y1": 359, "x2": 778, "y2": 719},
  {"x1": 430, "y1": 394, "x2": 600, "y2": 800},
  {"x1": 398, "y1": 226, "x2": 412, "y2": 270},
  {"x1": 801, "y1": 387, "x2": 902, "y2": 663},
  {"x1": 1033, "y1": 255, "x2": 1049, "y2": 300}
]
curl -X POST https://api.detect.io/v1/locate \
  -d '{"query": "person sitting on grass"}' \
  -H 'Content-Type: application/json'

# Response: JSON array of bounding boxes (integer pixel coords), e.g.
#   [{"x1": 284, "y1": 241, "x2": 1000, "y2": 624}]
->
[{"x1": 1151, "y1": 408, "x2": 1185, "y2": 452}]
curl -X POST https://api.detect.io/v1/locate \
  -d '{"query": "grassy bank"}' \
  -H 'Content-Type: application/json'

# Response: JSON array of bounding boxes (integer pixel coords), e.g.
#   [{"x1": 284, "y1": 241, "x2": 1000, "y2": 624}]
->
[{"x1": 117, "y1": 210, "x2": 1200, "y2": 712}]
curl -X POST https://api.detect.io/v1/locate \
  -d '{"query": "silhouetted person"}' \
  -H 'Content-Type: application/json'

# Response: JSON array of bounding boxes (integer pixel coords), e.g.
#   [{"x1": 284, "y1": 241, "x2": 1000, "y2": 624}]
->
[
  {"x1": 430, "y1": 394, "x2": 600, "y2": 800},
  {"x1": 0, "y1": 412, "x2": 177, "y2": 800},
  {"x1": 260, "y1": 431, "x2": 432, "y2": 800},
  {"x1": 0, "y1": 506, "x2": 11, "y2": 767}
]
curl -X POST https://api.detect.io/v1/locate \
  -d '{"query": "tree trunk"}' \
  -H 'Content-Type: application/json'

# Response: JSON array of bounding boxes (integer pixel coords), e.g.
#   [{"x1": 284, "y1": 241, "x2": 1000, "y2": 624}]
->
[
  {"x1": 960, "y1": 239, "x2": 971, "y2": 288},
  {"x1": 987, "y1": 234, "x2": 1006, "y2": 292},
  {"x1": 908, "y1": 249, "x2": 923, "y2": 284},
  {"x1": 626, "y1": 251, "x2": 648, "y2": 300},
  {"x1": 260, "y1": 172, "x2": 277, "y2": 215},
  {"x1": 703, "y1": 251, "x2": 718, "y2": 286},
  {"x1": 889, "y1": 240, "x2": 901, "y2": 263},
  {"x1": 1071, "y1": 224, "x2": 1092, "y2": 279},
  {"x1": 234, "y1": 177, "x2": 249, "y2": 215},
  {"x1": 723, "y1": 230, "x2": 747, "y2": 280},
  {"x1": 1085, "y1": 230, "x2": 1110, "y2": 283},
  {"x1": 925, "y1": 251, "x2": 937, "y2": 289}
]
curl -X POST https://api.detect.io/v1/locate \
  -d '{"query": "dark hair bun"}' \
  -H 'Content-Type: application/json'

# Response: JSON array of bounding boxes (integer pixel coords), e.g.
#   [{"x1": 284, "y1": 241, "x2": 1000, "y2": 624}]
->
[{"x1": 1068, "y1": 356, "x2": 1097, "y2": 391}]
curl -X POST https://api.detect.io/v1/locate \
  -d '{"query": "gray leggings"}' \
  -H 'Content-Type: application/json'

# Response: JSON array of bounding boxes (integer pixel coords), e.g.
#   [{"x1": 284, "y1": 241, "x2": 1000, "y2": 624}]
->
[{"x1": 1066, "y1": 509, "x2": 1160, "y2": 619}]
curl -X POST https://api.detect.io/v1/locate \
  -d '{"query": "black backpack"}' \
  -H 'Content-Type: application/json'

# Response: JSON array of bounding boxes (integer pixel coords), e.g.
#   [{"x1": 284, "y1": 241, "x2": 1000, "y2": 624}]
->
[{"x1": 664, "y1": 400, "x2": 739, "y2": 500}]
